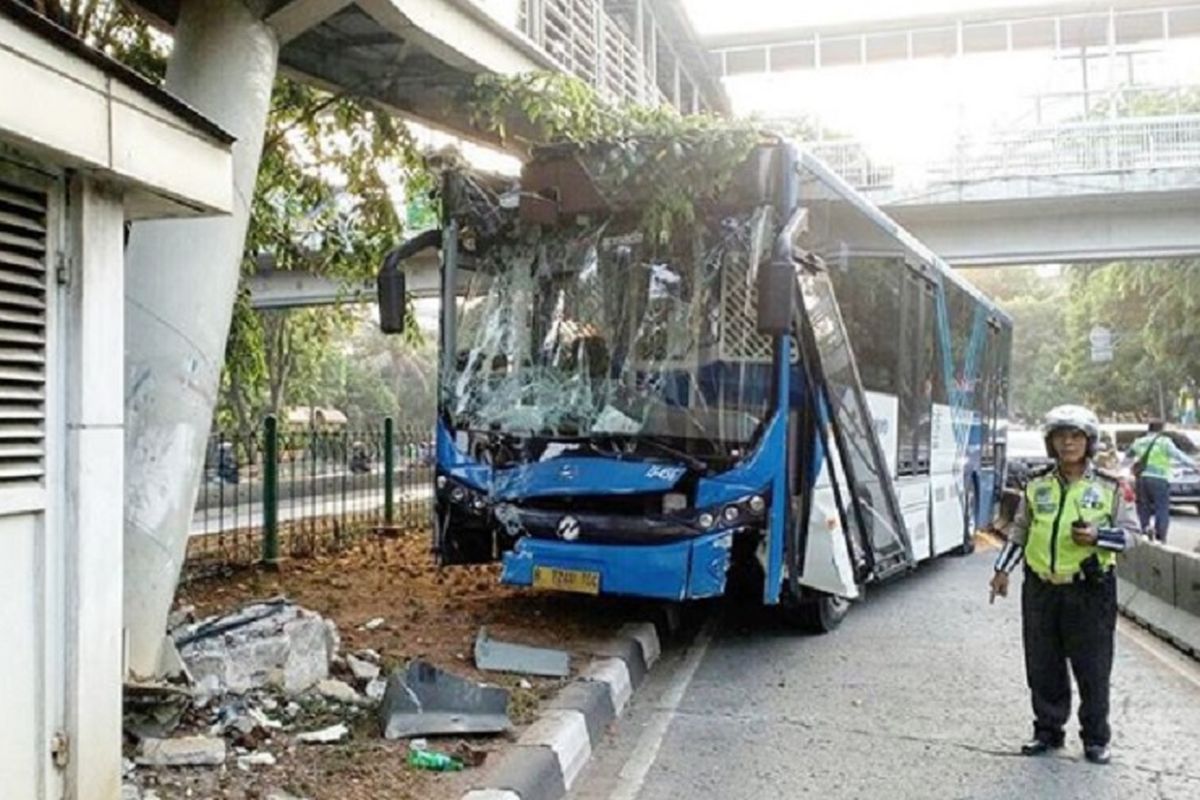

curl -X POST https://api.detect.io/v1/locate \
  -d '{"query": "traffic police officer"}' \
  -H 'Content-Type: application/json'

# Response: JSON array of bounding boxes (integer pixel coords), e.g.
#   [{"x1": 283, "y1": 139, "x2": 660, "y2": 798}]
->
[{"x1": 989, "y1": 405, "x2": 1140, "y2": 764}]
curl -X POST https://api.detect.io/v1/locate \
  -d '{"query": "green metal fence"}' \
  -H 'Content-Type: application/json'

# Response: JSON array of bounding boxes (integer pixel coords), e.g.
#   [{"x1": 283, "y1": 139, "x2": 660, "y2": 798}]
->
[{"x1": 184, "y1": 415, "x2": 433, "y2": 580}]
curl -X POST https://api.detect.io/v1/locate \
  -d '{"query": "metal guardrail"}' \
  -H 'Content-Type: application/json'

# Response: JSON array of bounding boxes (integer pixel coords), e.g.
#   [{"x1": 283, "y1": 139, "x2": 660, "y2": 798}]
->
[
  {"x1": 807, "y1": 114, "x2": 1200, "y2": 192},
  {"x1": 185, "y1": 416, "x2": 433, "y2": 580}
]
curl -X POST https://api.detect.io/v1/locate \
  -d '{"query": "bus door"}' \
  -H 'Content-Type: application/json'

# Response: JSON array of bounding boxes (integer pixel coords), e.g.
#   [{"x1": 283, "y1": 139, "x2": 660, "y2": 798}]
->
[{"x1": 791, "y1": 259, "x2": 914, "y2": 582}]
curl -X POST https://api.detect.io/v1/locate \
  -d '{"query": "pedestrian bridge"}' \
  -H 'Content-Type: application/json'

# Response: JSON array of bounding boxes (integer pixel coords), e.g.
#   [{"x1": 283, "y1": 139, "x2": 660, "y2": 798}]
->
[
  {"x1": 807, "y1": 115, "x2": 1200, "y2": 266},
  {"x1": 133, "y1": 0, "x2": 725, "y2": 139}
]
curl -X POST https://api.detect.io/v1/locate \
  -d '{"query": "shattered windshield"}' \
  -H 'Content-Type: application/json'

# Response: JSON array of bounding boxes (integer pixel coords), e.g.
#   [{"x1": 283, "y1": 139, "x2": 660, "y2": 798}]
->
[{"x1": 443, "y1": 185, "x2": 777, "y2": 451}]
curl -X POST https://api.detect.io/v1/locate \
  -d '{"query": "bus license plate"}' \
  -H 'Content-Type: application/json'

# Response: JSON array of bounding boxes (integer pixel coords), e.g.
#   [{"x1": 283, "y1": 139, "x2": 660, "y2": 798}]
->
[{"x1": 533, "y1": 566, "x2": 600, "y2": 595}]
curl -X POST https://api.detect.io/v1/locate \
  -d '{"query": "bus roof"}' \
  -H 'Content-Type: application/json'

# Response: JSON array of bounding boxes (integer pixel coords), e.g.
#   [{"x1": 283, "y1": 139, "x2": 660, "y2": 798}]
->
[{"x1": 795, "y1": 147, "x2": 1013, "y2": 327}]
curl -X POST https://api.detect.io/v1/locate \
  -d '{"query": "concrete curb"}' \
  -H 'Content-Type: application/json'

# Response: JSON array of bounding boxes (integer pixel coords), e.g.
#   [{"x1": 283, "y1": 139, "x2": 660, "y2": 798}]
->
[{"x1": 461, "y1": 620, "x2": 665, "y2": 800}]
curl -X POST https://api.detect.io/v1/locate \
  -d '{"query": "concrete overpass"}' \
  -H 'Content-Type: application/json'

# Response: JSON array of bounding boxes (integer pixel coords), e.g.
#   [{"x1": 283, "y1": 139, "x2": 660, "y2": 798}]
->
[
  {"x1": 133, "y1": 0, "x2": 727, "y2": 138},
  {"x1": 704, "y1": 0, "x2": 1200, "y2": 78},
  {"x1": 808, "y1": 114, "x2": 1200, "y2": 265}
]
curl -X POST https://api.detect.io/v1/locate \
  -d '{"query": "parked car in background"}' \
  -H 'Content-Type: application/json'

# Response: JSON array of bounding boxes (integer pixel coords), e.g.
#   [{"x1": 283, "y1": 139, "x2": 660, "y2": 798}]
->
[
  {"x1": 1163, "y1": 430, "x2": 1200, "y2": 512},
  {"x1": 1004, "y1": 428, "x2": 1055, "y2": 490}
]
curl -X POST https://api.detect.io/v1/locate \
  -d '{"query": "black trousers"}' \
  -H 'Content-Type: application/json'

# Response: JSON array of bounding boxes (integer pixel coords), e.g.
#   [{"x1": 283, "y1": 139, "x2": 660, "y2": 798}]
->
[{"x1": 1021, "y1": 567, "x2": 1118, "y2": 746}]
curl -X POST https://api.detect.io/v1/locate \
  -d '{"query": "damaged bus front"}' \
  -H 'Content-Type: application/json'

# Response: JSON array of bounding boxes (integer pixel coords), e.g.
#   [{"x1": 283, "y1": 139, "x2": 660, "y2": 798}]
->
[{"x1": 378, "y1": 136, "x2": 1010, "y2": 630}]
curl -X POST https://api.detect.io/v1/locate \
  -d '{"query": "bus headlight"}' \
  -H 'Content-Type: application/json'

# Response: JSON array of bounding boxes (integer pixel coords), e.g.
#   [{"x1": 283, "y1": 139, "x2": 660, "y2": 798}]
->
[
  {"x1": 450, "y1": 487, "x2": 466, "y2": 503},
  {"x1": 748, "y1": 495, "x2": 766, "y2": 514},
  {"x1": 722, "y1": 506, "x2": 740, "y2": 523},
  {"x1": 436, "y1": 475, "x2": 448, "y2": 490},
  {"x1": 697, "y1": 512, "x2": 716, "y2": 529}
]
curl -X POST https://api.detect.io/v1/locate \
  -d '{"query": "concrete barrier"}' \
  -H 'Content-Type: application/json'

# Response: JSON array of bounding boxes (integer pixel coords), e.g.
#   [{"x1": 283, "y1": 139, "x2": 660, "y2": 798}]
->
[{"x1": 1118, "y1": 541, "x2": 1200, "y2": 658}]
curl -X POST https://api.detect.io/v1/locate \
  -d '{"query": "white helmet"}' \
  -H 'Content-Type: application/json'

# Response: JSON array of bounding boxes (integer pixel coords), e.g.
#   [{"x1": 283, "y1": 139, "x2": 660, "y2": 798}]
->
[{"x1": 1042, "y1": 404, "x2": 1100, "y2": 457}]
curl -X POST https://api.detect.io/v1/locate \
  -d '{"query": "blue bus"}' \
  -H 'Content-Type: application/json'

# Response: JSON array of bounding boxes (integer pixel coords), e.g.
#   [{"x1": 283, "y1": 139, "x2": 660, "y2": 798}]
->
[{"x1": 377, "y1": 137, "x2": 1012, "y2": 630}]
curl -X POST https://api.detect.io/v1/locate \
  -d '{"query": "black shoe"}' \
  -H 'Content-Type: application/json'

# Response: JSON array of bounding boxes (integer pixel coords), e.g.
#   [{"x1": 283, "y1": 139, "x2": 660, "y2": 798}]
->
[
  {"x1": 1020, "y1": 737, "x2": 1063, "y2": 756},
  {"x1": 1084, "y1": 744, "x2": 1111, "y2": 765}
]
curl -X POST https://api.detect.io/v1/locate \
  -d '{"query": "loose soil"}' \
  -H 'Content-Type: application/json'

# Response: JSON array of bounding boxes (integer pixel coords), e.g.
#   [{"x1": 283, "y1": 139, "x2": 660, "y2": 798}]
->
[{"x1": 128, "y1": 530, "x2": 652, "y2": 800}]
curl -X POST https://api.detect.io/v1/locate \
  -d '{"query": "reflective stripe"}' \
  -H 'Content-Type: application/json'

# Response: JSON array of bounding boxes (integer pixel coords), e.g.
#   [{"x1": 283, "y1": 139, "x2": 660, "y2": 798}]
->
[{"x1": 994, "y1": 540, "x2": 1023, "y2": 573}]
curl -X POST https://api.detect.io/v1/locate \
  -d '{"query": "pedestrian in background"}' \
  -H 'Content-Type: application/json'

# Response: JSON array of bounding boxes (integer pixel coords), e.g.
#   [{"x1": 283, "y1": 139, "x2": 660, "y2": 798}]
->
[
  {"x1": 989, "y1": 405, "x2": 1140, "y2": 765},
  {"x1": 1127, "y1": 420, "x2": 1196, "y2": 543}
]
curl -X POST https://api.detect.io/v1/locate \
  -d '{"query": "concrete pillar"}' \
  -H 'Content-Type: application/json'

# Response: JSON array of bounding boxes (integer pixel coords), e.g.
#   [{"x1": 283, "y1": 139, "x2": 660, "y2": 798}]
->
[
  {"x1": 64, "y1": 177, "x2": 125, "y2": 800},
  {"x1": 123, "y1": 0, "x2": 278, "y2": 679}
]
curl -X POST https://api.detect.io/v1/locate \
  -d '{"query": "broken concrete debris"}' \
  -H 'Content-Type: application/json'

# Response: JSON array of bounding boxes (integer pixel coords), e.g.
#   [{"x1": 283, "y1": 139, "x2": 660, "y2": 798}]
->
[
  {"x1": 363, "y1": 616, "x2": 385, "y2": 630},
  {"x1": 316, "y1": 678, "x2": 363, "y2": 706},
  {"x1": 136, "y1": 735, "x2": 227, "y2": 767},
  {"x1": 297, "y1": 723, "x2": 350, "y2": 744},
  {"x1": 474, "y1": 627, "x2": 569, "y2": 678},
  {"x1": 379, "y1": 660, "x2": 511, "y2": 739},
  {"x1": 365, "y1": 677, "x2": 387, "y2": 702},
  {"x1": 347, "y1": 653, "x2": 381, "y2": 681},
  {"x1": 237, "y1": 751, "x2": 278, "y2": 770},
  {"x1": 175, "y1": 601, "x2": 339, "y2": 697},
  {"x1": 123, "y1": 682, "x2": 193, "y2": 740}
]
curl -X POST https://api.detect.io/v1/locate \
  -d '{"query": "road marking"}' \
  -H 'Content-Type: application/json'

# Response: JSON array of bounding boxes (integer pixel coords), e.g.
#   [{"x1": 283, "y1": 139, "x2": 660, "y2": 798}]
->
[
  {"x1": 607, "y1": 617, "x2": 717, "y2": 800},
  {"x1": 1117, "y1": 617, "x2": 1200, "y2": 692}
]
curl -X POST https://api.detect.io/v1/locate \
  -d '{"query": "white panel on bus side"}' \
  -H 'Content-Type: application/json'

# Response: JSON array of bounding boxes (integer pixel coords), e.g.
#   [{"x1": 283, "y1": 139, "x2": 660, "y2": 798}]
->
[
  {"x1": 798, "y1": 483, "x2": 860, "y2": 599},
  {"x1": 895, "y1": 476, "x2": 932, "y2": 562},
  {"x1": 930, "y1": 473, "x2": 965, "y2": 556}
]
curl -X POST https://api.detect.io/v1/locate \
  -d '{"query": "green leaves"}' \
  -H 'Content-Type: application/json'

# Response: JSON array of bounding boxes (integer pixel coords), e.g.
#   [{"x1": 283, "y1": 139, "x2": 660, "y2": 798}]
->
[{"x1": 466, "y1": 72, "x2": 764, "y2": 248}]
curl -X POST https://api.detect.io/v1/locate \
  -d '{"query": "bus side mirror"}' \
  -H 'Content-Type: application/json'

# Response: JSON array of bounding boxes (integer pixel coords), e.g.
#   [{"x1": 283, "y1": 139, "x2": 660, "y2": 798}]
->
[
  {"x1": 377, "y1": 256, "x2": 407, "y2": 334},
  {"x1": 756, "y1": 260, "x2": 793, "y2": 336},
  {"x1": 376, "y1": 228, "x2": 443, "y2": 334}
]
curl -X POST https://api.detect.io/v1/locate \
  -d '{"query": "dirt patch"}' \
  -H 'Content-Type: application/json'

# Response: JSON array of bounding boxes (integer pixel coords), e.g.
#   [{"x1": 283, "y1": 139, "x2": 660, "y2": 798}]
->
[{"x1": 129, "y1": 531, "x2": 646, "y2": 800}]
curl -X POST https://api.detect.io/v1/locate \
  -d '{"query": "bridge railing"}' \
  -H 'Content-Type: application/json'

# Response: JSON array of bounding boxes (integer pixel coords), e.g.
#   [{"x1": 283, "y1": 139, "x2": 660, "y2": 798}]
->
[
  {"x1": 807, "y1": 115, "x2": 1200, "y2": 192},
  {"x1": 931, "y1": 115, "x2": 1200, "y2": 183},
  {"x1": 521, "y1": 0, "x2": 662, "y2": 105}
]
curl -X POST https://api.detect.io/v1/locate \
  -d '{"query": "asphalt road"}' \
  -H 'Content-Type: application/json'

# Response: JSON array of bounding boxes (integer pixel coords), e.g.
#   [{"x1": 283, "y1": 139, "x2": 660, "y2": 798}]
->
[{"x1": 569, "y1": 549, "x2": 1200, "y2": 800}]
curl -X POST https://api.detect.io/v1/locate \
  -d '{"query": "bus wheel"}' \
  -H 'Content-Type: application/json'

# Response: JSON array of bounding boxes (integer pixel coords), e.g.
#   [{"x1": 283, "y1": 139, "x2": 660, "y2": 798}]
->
[
  {"x1": 794, "y1": 591, "x2": 851, "y2": 634},
  {"x1": 955, "y1": 480, "x2": 977, "y2": 556}
]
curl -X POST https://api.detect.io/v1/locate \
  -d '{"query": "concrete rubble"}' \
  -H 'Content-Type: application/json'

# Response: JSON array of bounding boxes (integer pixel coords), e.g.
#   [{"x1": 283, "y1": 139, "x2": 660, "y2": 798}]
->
[
  {"x1": 237, "y1": 751, "x2": 278, "y2": 769},
  {"x1": 136, "y1": 735, "x2": 227, "y2": 767},
  {"x1": 297, "y1": 723, "x2": 350, "y2": 744},
  {"x1": 365, "y1": 677, "x2": 388, "y2": 701},
  {"x1": 316, "y1": 678, "x2": 364, "y2": 705},
  {"x1": 347, "y1": 653, "x2": 381, "y2": 681},
  {"x1": 174, "y1": 600, "x2": 340, "y2": 697}
]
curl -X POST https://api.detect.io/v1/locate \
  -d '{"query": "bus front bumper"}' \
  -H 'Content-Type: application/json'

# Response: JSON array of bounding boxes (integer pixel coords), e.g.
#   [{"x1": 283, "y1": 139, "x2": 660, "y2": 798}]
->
[{"x1": 500, "y1": 530, "x2": 736, "y2": 601}]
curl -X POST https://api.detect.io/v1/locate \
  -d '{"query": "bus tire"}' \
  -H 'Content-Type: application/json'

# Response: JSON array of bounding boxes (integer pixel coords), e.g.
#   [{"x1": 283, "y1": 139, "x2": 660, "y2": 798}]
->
[
  {"x1": 955, "y1": 479, "x2": 977, "y2": 556},
  {"x1": 794, "y1": 591, "x2": 851, "y2": 634}
]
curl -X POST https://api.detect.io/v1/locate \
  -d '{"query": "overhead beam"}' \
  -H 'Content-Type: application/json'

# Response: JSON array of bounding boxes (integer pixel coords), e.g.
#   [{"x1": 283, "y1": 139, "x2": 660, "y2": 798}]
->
[
  {"x1": 357, "y1": 0, "x2": 552, "y2": 75},
  {"x1": 266, "y1": 0, "x2": 355, "y2": 44},
  {"x1": 888, "y1": 192, "x2": 1200, "y2": 266},
  {"x1": 246, "y1": 253, "x2": 440, "y2": 309}
]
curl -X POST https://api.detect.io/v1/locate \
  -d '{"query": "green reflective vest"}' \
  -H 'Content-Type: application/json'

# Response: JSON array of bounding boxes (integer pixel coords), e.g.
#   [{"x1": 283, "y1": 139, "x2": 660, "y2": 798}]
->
[
  {"x1": 1129, "y1": 434, "x2": 1173, "y2": 481},
  {"x1": 1024, "y1": 470, "x2": 1119, "y2": 578}
]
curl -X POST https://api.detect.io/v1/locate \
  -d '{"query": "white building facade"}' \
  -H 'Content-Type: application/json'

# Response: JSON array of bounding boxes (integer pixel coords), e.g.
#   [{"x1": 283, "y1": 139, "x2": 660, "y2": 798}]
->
[{"x1": 0, "y1": 5, "x2": 232, "y2": 798}]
